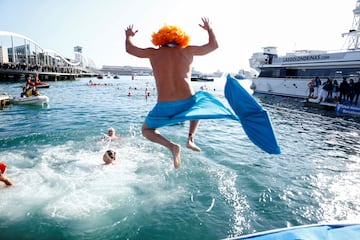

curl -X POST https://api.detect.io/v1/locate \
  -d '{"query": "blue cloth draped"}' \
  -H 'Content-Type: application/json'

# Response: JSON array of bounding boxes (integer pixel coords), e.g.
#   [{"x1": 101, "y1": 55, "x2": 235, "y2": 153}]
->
[
  {"x1": 145, "y1": 91, "x2": 237, "y2": 128},
  {"x1": 225, "y1": 74, "x2": 281, "y2": 154},
  {"x1": 145, "y1": 74, "x2": 281, "y2": 154}
]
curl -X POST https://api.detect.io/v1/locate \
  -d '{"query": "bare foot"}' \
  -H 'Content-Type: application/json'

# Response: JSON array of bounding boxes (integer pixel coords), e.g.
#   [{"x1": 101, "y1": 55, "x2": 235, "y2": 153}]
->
[
  {"x1": 171, "y1": 144, "x2": 181, "y2": 168},
  {"x1": 186, "y1": 139, "x2": 201, "y2": 152}
]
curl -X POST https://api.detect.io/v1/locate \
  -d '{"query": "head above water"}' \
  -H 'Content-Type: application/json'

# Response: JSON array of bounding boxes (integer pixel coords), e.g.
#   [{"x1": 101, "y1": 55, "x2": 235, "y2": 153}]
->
[
  {"x1": 151, "y1": 25, "x2": 190, "y2": 48},
  {"x1": 108, "y1": 127, "x2": 115, "y2": 136},
  {"x1": 103, "y1": 150, "x2": 117, "y2": 165}
]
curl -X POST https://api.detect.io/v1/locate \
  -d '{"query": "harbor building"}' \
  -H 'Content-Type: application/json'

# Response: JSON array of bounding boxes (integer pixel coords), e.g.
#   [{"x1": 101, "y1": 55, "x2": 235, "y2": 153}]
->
[{"x1": 0, "y1": 31, "x2": 98, "y2": 81}]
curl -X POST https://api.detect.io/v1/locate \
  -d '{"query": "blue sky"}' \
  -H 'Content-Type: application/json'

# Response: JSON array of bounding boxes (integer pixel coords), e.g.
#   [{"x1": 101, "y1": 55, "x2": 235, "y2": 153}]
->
[{"x1": 0, "y1": 0, "x2": 356, "y2": 73}]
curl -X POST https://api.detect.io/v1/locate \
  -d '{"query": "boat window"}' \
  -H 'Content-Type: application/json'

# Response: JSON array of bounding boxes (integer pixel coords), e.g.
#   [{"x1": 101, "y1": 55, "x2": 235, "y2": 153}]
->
[
  {"x1": 258, "y1": 67, "x2": 360, "y2": 79},
  {"x1": 286, "y1": 69, "x2": 297, "y2": 77},
  {"x1": 258, "y1": 69, "x2": 274, "y2": 77}
]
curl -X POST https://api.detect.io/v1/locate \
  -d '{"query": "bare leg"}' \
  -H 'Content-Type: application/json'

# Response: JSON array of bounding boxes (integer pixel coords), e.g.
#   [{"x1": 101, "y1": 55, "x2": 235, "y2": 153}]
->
[
  {"x1": 142, "y1": 123, "x2": 181, "y2": 168},
  {"x1": 186, "y1": 120, "x2": 201, "y2": 152}
]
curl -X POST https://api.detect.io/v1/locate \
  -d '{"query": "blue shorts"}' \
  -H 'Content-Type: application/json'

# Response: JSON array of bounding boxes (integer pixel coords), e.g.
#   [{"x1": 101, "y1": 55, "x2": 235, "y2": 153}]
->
[
  {"x1": 145, "y1": 95, "x2": 196, "y2": 128},
  {"x1": 145, "y1": 91, "x2": 237, "y2": 129}
]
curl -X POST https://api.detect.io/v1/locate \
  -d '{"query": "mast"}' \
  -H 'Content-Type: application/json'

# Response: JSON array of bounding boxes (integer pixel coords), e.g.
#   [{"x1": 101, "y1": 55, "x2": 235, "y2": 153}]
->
[{"x1": 342, "y1": 0, "x2": 360, "y2": 50}]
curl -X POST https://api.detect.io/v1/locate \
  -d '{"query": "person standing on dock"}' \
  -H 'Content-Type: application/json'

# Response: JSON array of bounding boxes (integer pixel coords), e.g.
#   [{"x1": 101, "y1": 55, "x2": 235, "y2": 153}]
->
[
  {"x1": 125, "y1": 17, "x2": 218, "y2": 168},
  {"x1": 339, "y1": 77, "x2": 349, "y2": 103},
  {"x1": 314, "y1": 76, "x2": 321, "y2": 98},
  {"x1": 307, "y1": 79, "x2": 314, "y2": 98},
  {"x1": 348, "y1": 78, "x2": 356, "y2": 104},
  {"x1": 332, "y1": 79, "x2": 340, "y2": 102},
  {"x1": 354, "y1": 78, "x2": 360, "y2": 105}
]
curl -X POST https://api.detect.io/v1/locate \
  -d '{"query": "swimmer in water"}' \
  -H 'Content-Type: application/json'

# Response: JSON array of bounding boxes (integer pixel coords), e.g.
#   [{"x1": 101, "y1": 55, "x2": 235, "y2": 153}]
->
[
  {"x1": 0, "y1": 162, "x2": 14, "y2": 187},
  {"x1": 103, "y1": 150, "x2": 117, "y2": 165},
  {"x1": 100, "y1": 127, "x2": 122, "y2": 142},
  {"x1": 107, "y1": 127, "x2": 122, "y2": 141}
]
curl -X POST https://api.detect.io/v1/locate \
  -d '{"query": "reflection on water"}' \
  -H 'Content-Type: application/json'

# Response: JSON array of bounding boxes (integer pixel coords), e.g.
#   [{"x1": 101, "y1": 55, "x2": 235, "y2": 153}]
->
[{"x1": 256, "y1": 93, "x2": 360, "y2": 228}]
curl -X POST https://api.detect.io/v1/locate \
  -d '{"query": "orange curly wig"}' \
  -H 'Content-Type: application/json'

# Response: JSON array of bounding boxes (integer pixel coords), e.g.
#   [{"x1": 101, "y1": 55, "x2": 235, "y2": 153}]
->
[{"x1": 151, "y1": 25, "x2": 190, "y2": 47}]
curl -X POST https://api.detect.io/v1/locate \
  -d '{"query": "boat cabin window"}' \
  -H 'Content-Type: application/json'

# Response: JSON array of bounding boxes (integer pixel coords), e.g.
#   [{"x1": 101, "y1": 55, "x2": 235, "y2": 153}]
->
[
  {"x1": 259, "y1": 67, "x2": 360, "y2": 79},
  {"x1": 259, "y1": 68, "x2": 285, "y2": 78},
  {"x1": 286, "y1": 69, "x2": 297, "y2": 77}
]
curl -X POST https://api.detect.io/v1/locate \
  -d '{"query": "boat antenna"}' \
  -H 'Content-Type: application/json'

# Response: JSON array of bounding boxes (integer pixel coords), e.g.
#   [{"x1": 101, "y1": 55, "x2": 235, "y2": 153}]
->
[{"x1": 342, "y1": 0, "x2": 360, "y2": 50}]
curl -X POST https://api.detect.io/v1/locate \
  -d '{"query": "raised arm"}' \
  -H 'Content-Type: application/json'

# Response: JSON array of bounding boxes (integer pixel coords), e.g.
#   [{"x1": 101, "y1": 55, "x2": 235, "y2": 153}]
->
[
  {"x1": 125, "y1": 25, "x2": 154, "y2": 58},
  {"x1": 189, "y1": 17, "x2": 219, "y2": 56}
]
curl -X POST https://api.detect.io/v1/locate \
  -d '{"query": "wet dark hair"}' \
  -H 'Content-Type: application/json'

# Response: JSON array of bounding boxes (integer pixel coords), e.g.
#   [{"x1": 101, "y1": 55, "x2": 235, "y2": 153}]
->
[{"x1": 106, "y1": 150, "x2": 116, "y2": 160}]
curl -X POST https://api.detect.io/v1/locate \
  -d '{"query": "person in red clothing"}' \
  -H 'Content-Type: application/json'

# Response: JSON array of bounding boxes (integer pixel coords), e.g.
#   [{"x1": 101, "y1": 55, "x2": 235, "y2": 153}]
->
[
  {"x1": 25, "y1": 74, "x2": 35, "y2": 88},
  {"x1": 0, "y1": 162, "x2": 14, "y2": 187}
]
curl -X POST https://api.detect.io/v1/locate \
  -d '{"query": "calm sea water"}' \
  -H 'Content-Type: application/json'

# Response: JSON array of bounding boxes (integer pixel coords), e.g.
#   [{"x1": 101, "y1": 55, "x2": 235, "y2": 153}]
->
[{"x1": 0, "y1": 76, "x2": 359, "y2": 240}]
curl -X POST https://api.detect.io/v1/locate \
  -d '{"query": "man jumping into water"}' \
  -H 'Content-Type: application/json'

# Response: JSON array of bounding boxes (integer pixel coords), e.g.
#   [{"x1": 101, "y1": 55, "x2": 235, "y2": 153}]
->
[{"x1": 125, "y1": 17, "x2": 218, "y2": 168}]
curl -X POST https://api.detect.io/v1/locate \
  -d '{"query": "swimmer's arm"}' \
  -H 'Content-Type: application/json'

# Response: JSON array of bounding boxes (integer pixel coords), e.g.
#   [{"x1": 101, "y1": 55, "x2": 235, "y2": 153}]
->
[{"x1": 0, "y1": 174, "x2": 13, "y2": 186}]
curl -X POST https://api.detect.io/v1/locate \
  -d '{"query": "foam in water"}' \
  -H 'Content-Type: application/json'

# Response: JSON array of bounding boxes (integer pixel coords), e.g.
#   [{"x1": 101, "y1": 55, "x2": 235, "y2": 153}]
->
[{"x1": 1, "y1": 137, "x2": 178, "y2": 218}]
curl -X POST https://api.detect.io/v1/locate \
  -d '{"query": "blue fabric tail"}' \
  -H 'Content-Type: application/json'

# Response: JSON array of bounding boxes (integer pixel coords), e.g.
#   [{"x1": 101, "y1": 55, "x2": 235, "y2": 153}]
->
[{"x1": 225, "y1": 74, "x2": 281, "y2": 154}]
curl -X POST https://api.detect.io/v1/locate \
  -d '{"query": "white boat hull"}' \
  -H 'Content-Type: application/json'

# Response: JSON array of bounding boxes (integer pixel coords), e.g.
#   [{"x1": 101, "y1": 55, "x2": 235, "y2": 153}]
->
[
  {"x1": 252, "y1": 77, "x2": 310, "y2": 98},
  {"x1": 249, "y1": 1, "x2": 360, "y2": 101},
  {"x1": 11, "y1": 95, "x2": 49, "y2": 105},
  {"x1": 237, "y1": 79, "x2": 254, "y2": 95}
]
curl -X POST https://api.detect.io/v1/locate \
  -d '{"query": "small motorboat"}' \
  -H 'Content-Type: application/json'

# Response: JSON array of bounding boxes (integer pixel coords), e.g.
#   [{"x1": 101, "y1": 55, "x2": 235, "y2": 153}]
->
[{"x1": 11, "y1": 95, "x2": 49, "y2": 106}]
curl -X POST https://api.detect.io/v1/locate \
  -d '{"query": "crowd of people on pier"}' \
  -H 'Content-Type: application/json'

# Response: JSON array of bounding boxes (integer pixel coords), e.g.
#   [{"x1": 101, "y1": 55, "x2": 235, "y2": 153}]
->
[
  {"x1": 308, "y1": 76, "x2": 360, "y2": 105},
  {"x1": 0, "y1": 62, "x2": 81, "y2": 74}
]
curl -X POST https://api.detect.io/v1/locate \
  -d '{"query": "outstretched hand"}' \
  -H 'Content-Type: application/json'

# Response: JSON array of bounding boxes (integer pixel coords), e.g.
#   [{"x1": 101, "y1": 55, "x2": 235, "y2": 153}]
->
[
  {"x1": 199, "y1": 17, "x2": 211, "y2": 31},
  {"x1": 125, "y1": 25, "x2": 138, "y2": 37}
]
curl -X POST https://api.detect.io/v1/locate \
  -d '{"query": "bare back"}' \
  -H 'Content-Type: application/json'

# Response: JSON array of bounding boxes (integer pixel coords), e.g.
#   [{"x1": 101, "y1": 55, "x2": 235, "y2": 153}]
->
[
  {"x1": 150, "y1": 47, "x2": 194, "y2": 102},
  {"x1": 125, "y1": 20, "x2": 218, "y2": 102}
]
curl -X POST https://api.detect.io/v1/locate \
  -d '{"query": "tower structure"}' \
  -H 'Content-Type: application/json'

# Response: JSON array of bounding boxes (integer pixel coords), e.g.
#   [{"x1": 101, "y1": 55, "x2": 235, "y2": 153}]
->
[
  {"x1": 74, "y1": 46, "x2": 83, "y2": 65},
  {"x1": 343, "y1": 0, "x2": 360, "y2": 50}
]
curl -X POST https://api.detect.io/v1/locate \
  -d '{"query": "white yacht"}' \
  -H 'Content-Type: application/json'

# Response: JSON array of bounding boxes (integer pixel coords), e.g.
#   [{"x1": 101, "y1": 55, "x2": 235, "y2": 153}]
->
[{"x1": 249, "y1": 0, "x2": 360, "y2": 99}]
